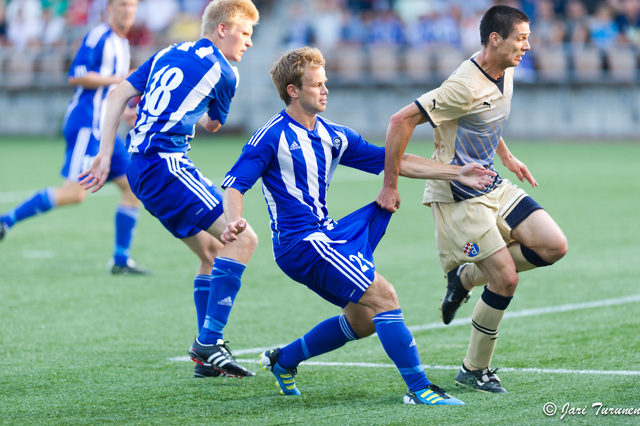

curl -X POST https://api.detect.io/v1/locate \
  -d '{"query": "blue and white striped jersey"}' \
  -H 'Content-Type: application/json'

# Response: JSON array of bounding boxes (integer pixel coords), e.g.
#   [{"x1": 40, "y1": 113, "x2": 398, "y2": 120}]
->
[
  {"x1": 126, "y1": 38, "x2": 238, "y2": 155},
  {"x1": 62, "y1": 23, "x2": 130, "y2": 137},
  {"x1": 222, "y1": 111, "x2": 385, "y2": 254}
]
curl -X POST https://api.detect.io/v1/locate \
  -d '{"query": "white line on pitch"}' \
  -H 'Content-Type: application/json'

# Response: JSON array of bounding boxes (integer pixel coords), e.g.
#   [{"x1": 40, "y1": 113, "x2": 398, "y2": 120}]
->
[
  {"x1": 409, "y1": 293, "x2": 640, "y2": 331},
  {"x1": 170, "y1": 358, "x2": 640, "y2": 376},
  {"x1": 169, "y1": 294, "x2": 640, "y2": 376}
]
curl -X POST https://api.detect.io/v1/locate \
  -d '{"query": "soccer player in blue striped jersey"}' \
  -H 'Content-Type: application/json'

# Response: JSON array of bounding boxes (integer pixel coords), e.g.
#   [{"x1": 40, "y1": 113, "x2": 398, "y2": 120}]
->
[
  {"x1": 379, "y1": 5, "x2": 568, "y2": 393},
  {"x1": 79, "y1": 0, "x2": 260, "y2": 378},
  {"x1": 221, "y1": 47, "x2": 495, "y2": 405},
  {"x1": 0, "y1": 0, "x2": 149, "y2": 275}
]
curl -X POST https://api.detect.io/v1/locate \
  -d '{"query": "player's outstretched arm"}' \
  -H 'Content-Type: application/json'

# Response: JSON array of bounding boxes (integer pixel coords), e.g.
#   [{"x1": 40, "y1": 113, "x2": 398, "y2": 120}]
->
[
  {"x1": 496, "y1": 137, "x2": 537, "y2": 187},
  {"x1": 221, "y1": 188, "x2": 247, "y2": 244},
  {"x1": 377, "y1": 103, "x2": 428, "y2": 212},
  {"x1": 398, "y1": 154, "x2": 496, "y2": 184},
  {"x1": 69, "y1": 71, "x2": 125, "y2": 89},
  {"x1": 78, "y1": 80, "x2": 140, "y2": 192}
]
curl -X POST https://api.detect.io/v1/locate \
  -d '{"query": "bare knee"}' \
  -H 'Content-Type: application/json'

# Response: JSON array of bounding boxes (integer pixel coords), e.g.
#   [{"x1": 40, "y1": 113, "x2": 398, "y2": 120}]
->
[
  {"x1": 236, "y1": 226, "x2": 259, "y2": 254},
  {"x1": 547, "y1": 233, "x2": 568, "y2": 263},
  {"x1": 54, "y1": 185, "x2": 87, "y2": 206},
  {"x1": 114, "y1": 177, "x2": 140, "y2": 206},
  {"x1": 359, "y1": 275, "x2": 399, "y2": 314},
  {"x1": 489, "y1": 270, "x2": 519, "y2": 297},
  {"x1": 183, "y1": 233, "x2": 221, "y2": 274},
  {"x1": 342, "y1": 305, "x2": 376, "y2": 338},
  {"x1": 200, "y1": 245, "x2": 217, "y2": 271}
]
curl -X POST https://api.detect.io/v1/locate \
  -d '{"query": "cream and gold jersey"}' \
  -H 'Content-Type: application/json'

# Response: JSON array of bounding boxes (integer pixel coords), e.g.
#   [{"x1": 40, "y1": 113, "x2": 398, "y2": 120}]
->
[{"x1": 415, "y1": 53, "x2": 514, "y2": 204}]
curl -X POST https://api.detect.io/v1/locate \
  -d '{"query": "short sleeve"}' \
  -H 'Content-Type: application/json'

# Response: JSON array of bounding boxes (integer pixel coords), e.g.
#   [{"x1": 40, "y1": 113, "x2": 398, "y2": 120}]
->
[
  {"x1": 338, "y1": 127, "x2": 385, "y2": 175},
  {"x1": 207, "y1": 69, "x2": 236, "y2": 124},
  {"x1": 68, "y1": 36, "x2": 104, "y2": 78},
  {"x1": 126, "y1": 55, "x2": 154, "y2": 93},
  {"x1": 222, "y1": 137, "x2": 275, "y2": 194},
  {"x1": 415, "y1": 79, "x2": 473, "y2": 128}
]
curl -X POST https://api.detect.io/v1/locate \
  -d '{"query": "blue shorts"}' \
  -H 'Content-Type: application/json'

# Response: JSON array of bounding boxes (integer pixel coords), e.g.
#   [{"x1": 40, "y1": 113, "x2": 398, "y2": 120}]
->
[
  {"x1": 275, "y1": 202, "x2": 392, "y2": 308},
  {"x1": 61, "y1": 125, "x2": 129, "y2": 182},
  {"x1": 127, "y1": 152, "x2": 224, "y2": 239}
]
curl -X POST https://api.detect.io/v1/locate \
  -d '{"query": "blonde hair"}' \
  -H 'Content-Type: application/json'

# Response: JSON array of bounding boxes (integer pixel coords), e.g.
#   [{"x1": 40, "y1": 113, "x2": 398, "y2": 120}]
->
[
  {"x1": 270, "y1": 47, "x2": 325, "y2": 105},
  {"x1": 201, "y1": 0, "x2": 259, "y2": 37}
]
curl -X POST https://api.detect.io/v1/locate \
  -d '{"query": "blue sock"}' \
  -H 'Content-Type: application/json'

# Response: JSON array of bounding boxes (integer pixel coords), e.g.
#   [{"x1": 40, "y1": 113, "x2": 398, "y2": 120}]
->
[
  {"x1": 113, "y1": 205, "x2": 139, "y2": 266},
  {"x1": 1, "y1": 188, "x2": 55, "y2": 227},
  {"x1": 278, "y1": 314, "x2": 359, "y2": 369},
  {"x1": 373, "y1": 309, "x2": 431, "y2": 392},
  {"x1": 193, "y1": 275, "x2": 211, "y2": 332},
  {"x1": 198, "y1": 257, "x2": 245, "y2": 344}
]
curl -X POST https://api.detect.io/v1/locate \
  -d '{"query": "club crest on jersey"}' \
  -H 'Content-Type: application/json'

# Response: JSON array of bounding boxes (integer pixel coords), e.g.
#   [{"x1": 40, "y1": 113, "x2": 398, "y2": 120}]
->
[
  {"x1": 463, "y1": 242, "x2": 479, "y2": 257},
  {"x1": 332, "y1": 136, "x2": 342, "y2": 150}
]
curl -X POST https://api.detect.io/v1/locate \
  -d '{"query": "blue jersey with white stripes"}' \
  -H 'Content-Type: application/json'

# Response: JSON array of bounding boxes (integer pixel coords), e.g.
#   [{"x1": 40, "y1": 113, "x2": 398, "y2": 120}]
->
[
  {"x1": 126, "y1": 38, "x2": 238, "y2": 154},
  {"x1": 62, "y1": 23, "x2": 130, "y2": 137},
  {"x1": 222, "y1": 111, "x2": 385, "y2": 254}
]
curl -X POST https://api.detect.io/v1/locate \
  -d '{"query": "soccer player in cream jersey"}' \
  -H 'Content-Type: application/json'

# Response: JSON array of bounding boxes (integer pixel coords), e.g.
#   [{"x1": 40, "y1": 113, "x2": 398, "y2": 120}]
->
[
  {"x1": 221, "y1": 47, "x2": 496, "y2": 405},
  {"x1": 79, "y1": 0, "x2": 260, "y2": 379},
  {"x1": 377, "y1": 5, "x2": 568, "y2": 393}
]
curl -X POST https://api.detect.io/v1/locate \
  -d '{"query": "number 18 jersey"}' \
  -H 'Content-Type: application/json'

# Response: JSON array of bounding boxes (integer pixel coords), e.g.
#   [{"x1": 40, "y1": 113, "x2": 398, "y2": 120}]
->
[{"x1": 126, "y1": 38, "x2": 238, "y2": 155}]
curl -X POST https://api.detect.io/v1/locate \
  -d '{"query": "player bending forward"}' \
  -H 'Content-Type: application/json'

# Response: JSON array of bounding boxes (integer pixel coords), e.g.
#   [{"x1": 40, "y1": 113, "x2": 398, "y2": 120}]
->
[{"x1": 221, "y1": 47, "x2": 496, "y2": 404}]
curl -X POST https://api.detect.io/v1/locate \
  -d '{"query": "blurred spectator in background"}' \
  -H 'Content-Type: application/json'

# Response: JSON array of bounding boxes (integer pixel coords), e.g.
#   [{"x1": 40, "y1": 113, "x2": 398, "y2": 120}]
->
[
  {"x1": 41, "y1": 6, "x2": 67, "y2": 46},
  {"x1": 6, "y1": 0, "x2": 43, "y2": 51},
  {"x1": 0, "y1": 1, "x2": 8, "y2": 46},
  {"x1": 614, "y1": 0, "x2": 640, "y2": 45},
  {"x1": 563, "y1": 0, "x2": 590, "y2": 45},
  {"x1": 312, "y1": 0, "x2": 342, "y2": 51},
  {"x1": 365, "y1": 6, "x2": 405, "y2": 46},
  {"x1": 346, "y1": 0, "x2": 376, "y2": 14},
  {"x1": 137, "y1": 0, "x2": 179, "y2": 45},
  {"x1": 589, "y1": 1, "x2": 620, "y2": 50},
  {"x1": 530, "y1": 0, "x2": 566, "y2": 47},
  {"x1": 460, "y1": 9, "x2": 484, "y2": 53},
  {"x1": 339, "y1": 7, "x2": 366, "y2": 45},
  {"x1": 430, "y1": 5, "x2": 462, "y2": 48},
  {"x1": 179, "y1": 0, "x2": 207, "y2": 15},
  {"x1": 0, "y1": 0, "x2": 637, "y2": 86},
  {"x1": 66, "y1": 0, "x2": 90, "y2": 26},
  {"x1": 88, "y1": 0, "x2": 107, "y2": 25},
  {"x1": 42, "y1": 0, "x2": 69, "y2": 15},
  {"x1": 166, "y1": 11, "x2": 201, "y2": 42},
  {"x1": 408, "y1": 5, "x2": 461, "y2": 49},
  {"x1": 281, "y1": 2, "x2": 315, "y2": 50},
  {"x1": 407, "y1": 11, "x2": 437, "y2": 48}
]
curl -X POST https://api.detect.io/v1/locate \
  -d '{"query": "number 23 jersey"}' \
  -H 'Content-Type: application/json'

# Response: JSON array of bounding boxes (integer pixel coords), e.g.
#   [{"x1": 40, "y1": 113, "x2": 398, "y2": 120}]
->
[{"x1": 126, "y1": 38, "x2": 238, "y2": 155}]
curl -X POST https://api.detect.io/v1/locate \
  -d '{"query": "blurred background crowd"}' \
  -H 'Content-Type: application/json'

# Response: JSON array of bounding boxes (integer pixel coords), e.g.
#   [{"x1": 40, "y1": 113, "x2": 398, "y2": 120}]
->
[
  {"x1": 0, "y1": 0, "x2": 275, "y2": 50},
  {"x1": 1, "y1": 0, "x2": 639, "y2": 88}
]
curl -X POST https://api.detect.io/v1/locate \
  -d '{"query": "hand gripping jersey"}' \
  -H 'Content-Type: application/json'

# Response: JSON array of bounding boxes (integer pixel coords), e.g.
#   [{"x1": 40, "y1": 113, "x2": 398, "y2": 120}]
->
[
  {"x1": 222, "y1": 111, "x2": 385, "y2": 255},
  {"x1": 126, "y1": 38, "x2": 238, "y2": 155},
  {"x1": 415, "y1": 53, "x2": 514, "y2": 203},
  {"x1": 62, "y1": 23, "x2": 130, "y2": 138}
]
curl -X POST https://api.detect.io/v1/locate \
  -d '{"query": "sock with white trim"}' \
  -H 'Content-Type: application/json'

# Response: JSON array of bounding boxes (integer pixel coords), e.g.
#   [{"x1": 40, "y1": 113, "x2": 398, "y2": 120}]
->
[
  {"x1": 277, "y1": 314, "x2": 359, "y2": 369},
  {"x1": 198, "y1": 257, "x2": 245, "y2": 344},
  {"x1": 374, "y1": 309, "x2": 431, "y2": 392}
]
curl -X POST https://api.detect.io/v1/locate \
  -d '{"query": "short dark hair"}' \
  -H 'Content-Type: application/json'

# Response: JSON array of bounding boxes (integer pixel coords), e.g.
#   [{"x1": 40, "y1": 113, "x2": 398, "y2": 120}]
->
[{"x1": 479, "y1": 5, "x2": 530, "y2": 46}]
